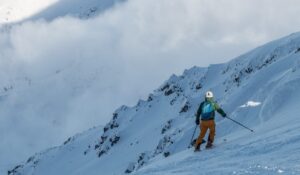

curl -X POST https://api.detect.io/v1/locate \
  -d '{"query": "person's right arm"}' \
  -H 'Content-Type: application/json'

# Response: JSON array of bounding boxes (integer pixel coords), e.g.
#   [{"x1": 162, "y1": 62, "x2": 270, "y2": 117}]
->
[{"x1": 195, "y1": 102, "x2": 203, "y2": 124}]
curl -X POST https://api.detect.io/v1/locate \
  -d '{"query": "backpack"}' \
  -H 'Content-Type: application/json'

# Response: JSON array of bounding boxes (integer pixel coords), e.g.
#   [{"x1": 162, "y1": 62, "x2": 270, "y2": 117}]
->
[{"x1": 201, "y1": 101, "x2": 215, "y2": 120}]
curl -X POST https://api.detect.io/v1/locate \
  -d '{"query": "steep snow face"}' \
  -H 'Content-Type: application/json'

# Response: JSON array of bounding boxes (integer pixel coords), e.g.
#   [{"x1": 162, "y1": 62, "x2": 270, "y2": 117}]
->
[{"x1": 8, "y1": 32, "x2": 300, "y2": 175}]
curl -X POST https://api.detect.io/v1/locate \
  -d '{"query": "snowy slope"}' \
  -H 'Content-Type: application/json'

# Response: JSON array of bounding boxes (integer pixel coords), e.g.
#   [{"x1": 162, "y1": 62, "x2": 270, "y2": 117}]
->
[{"x1": 8, "y1": 32, "x2": 300, "y2": 175}]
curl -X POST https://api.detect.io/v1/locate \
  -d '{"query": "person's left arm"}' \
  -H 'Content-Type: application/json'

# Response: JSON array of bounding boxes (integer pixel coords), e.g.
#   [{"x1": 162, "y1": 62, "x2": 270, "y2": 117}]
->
[{"x1": 214, "y1": 102, "x2": 226, "y2": 117}]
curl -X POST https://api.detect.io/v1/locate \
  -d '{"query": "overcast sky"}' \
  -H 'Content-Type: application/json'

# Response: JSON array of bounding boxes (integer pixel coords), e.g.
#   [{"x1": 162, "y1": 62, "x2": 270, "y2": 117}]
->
[{"x1": 1, "y1": 0, "x2": 300, "y2": 170}]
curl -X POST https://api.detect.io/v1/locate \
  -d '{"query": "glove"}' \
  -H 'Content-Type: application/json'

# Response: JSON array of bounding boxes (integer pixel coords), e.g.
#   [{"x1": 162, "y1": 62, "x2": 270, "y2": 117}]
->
[
  {"x1": 195, "y1": 118, "x2": 200, "y2": 125},
  {"x1": 222, "y1": 113, "x2": 227, "y2": 118}
]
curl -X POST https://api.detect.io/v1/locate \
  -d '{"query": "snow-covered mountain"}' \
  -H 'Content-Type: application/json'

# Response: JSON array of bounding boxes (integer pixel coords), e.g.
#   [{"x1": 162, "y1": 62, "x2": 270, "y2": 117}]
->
[
  {"x1": 8, "y1": 32, "x2": 300, "y2": 175},
  {"x1": 23, "y1": 0, "x2": 125, "y2": 22},
  {"x1": 0, "y1": 0, "x2": 56, "y2": 24},
  {"x1": 0, "y1": 0, "x2": 125, "y2": 24}
]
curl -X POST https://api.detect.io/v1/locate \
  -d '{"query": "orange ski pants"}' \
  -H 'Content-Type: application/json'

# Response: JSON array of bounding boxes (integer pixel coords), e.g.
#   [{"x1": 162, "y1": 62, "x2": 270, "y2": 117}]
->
[{"x1": 195, "y1": 120, "x2": 215, "y2": 147}]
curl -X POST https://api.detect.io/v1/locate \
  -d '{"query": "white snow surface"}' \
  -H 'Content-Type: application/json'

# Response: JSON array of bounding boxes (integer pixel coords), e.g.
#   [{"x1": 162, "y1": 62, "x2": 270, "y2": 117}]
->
[
  {"x1": 0, "y1": 0, "x2": 57, "y2": 24},
  {"x1": 8, "y1": 33, "x2": 300, "y2": 175},
  {"x1": 240, "y1": 101, "x2": 261, "y2": 108}
]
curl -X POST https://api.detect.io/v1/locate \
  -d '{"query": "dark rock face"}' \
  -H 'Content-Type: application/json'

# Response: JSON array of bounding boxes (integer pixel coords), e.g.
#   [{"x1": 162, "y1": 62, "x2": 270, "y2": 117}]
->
[
  {"x1": 163, "y1": 151, "x2": 170, "y2": 157},
  {"x1": 161, "y1": 120, "x2": 172, "y2": 134},
  {"x1": 8, "y1": 165, "x2": 24, "y2": 175},
  {"x1": 195, "y1": 83, "x2": 202, "y2": 90},
  {"x1": 96, "y1": 112, "x2": 122, "y2": 158},
  {"x1": 180, "y1": 102, "x2": 190, "y2": 113},
  {"x1": 63, "y1": 137, "x2": 73, "y2": 145},
  {"x1": 110, "y1": 135, "x2": 120, "y2": 146}
]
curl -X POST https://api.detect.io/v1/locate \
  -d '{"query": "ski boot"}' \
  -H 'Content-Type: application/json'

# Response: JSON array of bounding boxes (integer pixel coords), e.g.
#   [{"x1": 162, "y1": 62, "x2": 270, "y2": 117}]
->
[
  {"x1": 194, "y1": 144, "x2": 201, "y2": 152},
  {"x1": 205, "y1": 142, "x2": 213, "y2": 149}
]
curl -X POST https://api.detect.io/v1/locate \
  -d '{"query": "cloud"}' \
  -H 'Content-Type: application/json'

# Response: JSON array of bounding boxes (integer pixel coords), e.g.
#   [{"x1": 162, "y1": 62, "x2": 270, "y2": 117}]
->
[{"x1": 1, "y1": 0, "x2": 300, "y2": 168}]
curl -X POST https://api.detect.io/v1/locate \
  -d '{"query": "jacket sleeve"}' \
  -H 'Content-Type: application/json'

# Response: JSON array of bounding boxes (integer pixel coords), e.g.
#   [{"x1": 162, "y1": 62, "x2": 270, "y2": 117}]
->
[
  {"x1": 195, "y1": 102, "x2": 203, "y2": 120},
  {"x1": 214, "y1": 103, "x2": 226, "y2": 117}
]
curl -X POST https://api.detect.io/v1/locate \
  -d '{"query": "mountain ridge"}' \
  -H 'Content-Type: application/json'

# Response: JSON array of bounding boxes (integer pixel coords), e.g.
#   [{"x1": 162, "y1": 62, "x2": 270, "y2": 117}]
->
[
  {"x1": 0, "y1": 0, "x2": 125, "y2": 26},
  {"x1": 8, "y1": 32, "x2": 300, "y2": 175}
]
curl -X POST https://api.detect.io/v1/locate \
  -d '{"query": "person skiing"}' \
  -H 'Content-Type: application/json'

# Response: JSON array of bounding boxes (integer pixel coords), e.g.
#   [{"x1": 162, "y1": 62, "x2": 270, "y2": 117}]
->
[{"x1": 194, "y1": 91, "x2": 227, "y2": 151}]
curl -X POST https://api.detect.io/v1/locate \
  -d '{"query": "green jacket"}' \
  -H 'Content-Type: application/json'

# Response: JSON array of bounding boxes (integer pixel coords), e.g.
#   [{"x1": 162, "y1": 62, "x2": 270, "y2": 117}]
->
[{"x1": 196, "y1": 98, "x2": 226, "y2": 121}]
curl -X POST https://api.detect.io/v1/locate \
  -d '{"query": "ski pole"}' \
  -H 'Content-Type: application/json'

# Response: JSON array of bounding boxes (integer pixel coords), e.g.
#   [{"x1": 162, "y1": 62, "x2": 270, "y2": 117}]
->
[
  {"x1": 225, "y1": 116, "x2": 254, "y2": 132},
  {"x1": 189, "y1": 125, "x2": 197, "y2": 146}
]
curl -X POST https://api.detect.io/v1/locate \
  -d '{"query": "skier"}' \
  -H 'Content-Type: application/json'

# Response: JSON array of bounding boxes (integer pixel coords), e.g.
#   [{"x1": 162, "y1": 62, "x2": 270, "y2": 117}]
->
[{"x1": 194, "y1": 91, "x2": 226, "y2": 151}]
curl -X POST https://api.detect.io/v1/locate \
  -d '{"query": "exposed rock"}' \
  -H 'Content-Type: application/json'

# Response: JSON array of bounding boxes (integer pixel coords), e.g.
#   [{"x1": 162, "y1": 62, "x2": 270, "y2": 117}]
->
[
  {"x1": 195, "y1": 83, "x2": 202, "y2": 90},
  {"x1": 8, "y1": 165, "x2": 23, "y2": 175},
  {"x1": 180, "y1": 102, "x2": 190, "y2": 113},
  {"x1": 163, "y1": 151, "x2": 170, "y2": 157},
  {"x1": 160, "y1": 84, "x2": 170, "y2": 91},
  {"x1": 109, "y1": 135, "x2": 120, "y2": 146},
  {"x1": 165, "y1": 89, "x2": 174, "y2": 96},
  {"x1": 161, "y1": 120, "x2": 172, "y2": 134},
  {"x1": 63, "y1": 137, "x2": 73, "y2": 145},
  {"x1": 125, "y1": 163, "x2": 135, "y2": 174}
]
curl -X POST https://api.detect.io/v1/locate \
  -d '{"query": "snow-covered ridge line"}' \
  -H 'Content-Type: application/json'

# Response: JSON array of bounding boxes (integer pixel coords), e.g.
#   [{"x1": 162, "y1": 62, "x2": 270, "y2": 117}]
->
[
  {"x1": 24, "y1": 0, "x2": 126, "y2": 22},
  {"x1": 0, "y1": 0, "x2": 126, "y2": 26},
  {"x1": 8, "y1": 32, "x2": 300, "y2": 175}
]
